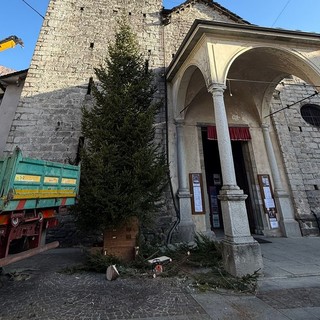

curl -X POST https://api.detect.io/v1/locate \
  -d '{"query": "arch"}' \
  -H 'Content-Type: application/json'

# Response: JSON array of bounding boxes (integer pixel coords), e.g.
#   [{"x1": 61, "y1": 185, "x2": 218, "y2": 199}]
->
[
  {"x1": 260, "y1": 73, "x2": 290, "y2": 121},
  {"x1": 222, "y1": 46, "x2": 254, "y2": 85},
  {"x1": 224, "y1": 45, "x2": 320, "y2": 87},
  {"x1": 221, "y1": 46, "x2": 320, "y2": 123},
  {"x1": 174, "y1": 62, "x2": 208, "y2": 120}
]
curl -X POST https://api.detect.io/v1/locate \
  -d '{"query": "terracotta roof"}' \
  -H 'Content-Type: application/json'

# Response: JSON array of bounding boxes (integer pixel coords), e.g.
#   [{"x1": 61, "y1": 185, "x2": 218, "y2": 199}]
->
[
  {"x1": 0, "y1": 66, "x2": 16, "y2": 76},
  {"x1": 162, "y1": 0, "x2": 250, "y2": 24}
]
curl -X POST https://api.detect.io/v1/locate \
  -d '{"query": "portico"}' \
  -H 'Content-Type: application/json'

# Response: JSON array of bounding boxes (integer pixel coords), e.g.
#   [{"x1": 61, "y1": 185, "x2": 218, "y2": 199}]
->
[{"x1": 166, "y1": 20, "x2": 320, "y2": 276}]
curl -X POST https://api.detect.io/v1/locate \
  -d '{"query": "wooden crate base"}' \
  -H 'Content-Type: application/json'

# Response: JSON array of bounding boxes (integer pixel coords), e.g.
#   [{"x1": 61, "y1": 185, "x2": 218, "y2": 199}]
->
[
  {"x1": 103, "y1": 245, "x2": 137, "y2": 262},
  {"x1": 103, "y1": 217, "x2": 139, "y2": 262},
  {"x1": 89, "y1": 247, "x2": 103, "y2": 255}
]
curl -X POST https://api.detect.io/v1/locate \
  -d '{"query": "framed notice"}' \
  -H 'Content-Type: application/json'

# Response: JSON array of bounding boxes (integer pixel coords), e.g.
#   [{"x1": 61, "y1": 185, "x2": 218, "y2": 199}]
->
[
  {"x1": 258, "y1": 174, "x2": 279, "y2": 229},
  {"x1": 209, "y1": 186, "x2": 220, "y2": 228},
  {"x1": 189, "y1": 173, "x2": 205, "y2": 215}
]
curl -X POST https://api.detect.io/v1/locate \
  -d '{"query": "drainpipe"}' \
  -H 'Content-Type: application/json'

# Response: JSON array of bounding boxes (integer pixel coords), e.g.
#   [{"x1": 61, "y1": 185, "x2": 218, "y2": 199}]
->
[
  {"x1": 165, "y1": 82, "x2": 181, "y2": 244},
  {"x1": 159, "y1": 19, "x2": 181, "y2": 245}
]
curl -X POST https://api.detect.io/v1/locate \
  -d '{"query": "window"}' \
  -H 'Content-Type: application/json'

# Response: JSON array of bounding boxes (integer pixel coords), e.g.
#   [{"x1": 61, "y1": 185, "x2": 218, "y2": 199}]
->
[{"x1": 301, "y1": 104, "x2": 320, "y2": 127}]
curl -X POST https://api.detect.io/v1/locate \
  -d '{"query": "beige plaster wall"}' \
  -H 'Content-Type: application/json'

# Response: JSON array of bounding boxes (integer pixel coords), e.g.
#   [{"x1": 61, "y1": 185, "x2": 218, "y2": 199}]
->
[{"x1": 0, "y1": 82, "x2": 25, "y2": 155}]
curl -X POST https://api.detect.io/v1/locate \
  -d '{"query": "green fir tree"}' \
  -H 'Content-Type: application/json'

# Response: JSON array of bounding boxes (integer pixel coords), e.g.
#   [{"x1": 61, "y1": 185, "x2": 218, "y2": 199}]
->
[{"x1": 73, "y1": 21, "x2": 168, "y2": 232}]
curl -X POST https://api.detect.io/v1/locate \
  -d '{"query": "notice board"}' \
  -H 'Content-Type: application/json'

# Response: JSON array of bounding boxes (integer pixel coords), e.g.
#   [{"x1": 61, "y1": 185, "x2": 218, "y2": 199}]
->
[
  {"x1": 258, "y1": 174, "x2": 279, "y2": 229},
  {"x1": 189, "y1": 173, "x2": 205, "y2": 215}
]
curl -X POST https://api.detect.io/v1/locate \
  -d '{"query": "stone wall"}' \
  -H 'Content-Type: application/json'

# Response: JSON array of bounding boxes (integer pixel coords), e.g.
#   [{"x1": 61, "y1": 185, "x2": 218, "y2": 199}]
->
[
  {"x1": 3, "y1": 0, "x2": 241, "y2": 245},
  {"x1": 163, "y1": 1, "x2": 246, "y2": 66},
  {"x1": 5, "y1": 0, "x2": 166, "y2": 162},
  {"x1": 8, "y1": 1, "x2": 320, "y2": 240},
  {"x1": 271, "y1": 76, "x2": 320, "y2": 235},
  {"x1": 5, "y1": 1, "x2": 241, "y2": 162}
]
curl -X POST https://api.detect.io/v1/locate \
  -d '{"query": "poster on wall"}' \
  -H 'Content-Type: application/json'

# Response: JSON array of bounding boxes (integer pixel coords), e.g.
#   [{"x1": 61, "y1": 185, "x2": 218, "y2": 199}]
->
[
  {"x1": 258, "y1": 174, "x2": 279, "y2": 229},
  {"x1": 213, "y1": 173, "x2": 221, "y2": 186},
  {"x1": 209, "y1": 186, "x2": 220, "y2": 228},
  {"x1": 189, "y1": 173, "x2": 205, "y2": 214}
]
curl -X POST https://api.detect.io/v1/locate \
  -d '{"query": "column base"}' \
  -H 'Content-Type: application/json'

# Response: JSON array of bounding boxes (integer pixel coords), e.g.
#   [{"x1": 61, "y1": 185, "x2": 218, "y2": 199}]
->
[
  {"x1": 222, "y1": 239, "x2": 263, "y2": 277},
  {"x1": 218, "y1": 188, "x2": 252, "y2": 243},
  {"x1": 174, "y1": 191, "x2": 195, "y2": 243},
  {"x1": 279, "y1": 219, "x2": 302, "y2": 237},
  {"x1": 275, "y1": 190, "x2": 302, "y2": 238},
  {"x1": 218, "y1": 188, "x2": 264, "y2": 276},
  {"x1": 263, "y1": 228, "x2": 283, "y2": 237}
]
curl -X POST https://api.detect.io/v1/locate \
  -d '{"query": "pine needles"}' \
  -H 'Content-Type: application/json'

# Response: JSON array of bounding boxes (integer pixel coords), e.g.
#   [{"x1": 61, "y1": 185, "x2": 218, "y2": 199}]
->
[{"x1": 61, "y1": 235, "x2": 259, "y2": 293}]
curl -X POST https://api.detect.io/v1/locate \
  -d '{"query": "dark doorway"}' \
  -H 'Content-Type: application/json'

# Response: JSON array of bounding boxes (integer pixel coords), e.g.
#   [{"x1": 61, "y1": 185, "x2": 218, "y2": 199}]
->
[{"x1": 202, "y1": 129, "x2": 256, "y2": 233}]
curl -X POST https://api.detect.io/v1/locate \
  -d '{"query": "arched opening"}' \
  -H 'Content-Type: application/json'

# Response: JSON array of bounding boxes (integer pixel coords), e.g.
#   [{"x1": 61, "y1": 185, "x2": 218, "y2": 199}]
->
[
  {"x1": 223, "y1": 46, "x2": 320, "y2": 236},
  {"x1": 175, "y1": 65, "x2": 208, "y2": 120},
  {"x1": 170, "y1": 42, "x2": 320, "y2": 238},
  {"x1": 226, "y1": 47, "x2": 320, "y2": 120}
]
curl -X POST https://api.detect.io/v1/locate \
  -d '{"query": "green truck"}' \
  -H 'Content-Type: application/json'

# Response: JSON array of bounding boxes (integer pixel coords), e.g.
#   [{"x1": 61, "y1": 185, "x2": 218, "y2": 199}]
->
[{"x1": 0, "y1": 147, "x2": 80, "y2": 266}]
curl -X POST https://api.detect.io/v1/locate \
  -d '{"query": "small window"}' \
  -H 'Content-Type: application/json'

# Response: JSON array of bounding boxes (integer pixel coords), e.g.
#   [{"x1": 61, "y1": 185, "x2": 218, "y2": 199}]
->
[{"x1": 301, "y1": 104, "x2": 320, "y2": 127}]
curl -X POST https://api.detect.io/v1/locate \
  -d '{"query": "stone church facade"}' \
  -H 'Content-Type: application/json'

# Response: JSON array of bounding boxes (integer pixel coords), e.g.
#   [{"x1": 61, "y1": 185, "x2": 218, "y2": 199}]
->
[{"x1": 1, "y1": 0, "x2": 320, "y2": 275}]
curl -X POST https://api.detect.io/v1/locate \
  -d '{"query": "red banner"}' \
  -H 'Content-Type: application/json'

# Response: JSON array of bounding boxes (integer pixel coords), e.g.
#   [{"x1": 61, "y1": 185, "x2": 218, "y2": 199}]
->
[{"x1": 207, "y1": 126, "x2": 251, "y2": 141}]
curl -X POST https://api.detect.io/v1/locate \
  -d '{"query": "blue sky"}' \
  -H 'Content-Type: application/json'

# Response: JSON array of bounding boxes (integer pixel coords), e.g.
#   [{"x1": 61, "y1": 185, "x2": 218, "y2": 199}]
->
[{"x1": 1, "y1": 0, "x2": 319, "y2": 71}]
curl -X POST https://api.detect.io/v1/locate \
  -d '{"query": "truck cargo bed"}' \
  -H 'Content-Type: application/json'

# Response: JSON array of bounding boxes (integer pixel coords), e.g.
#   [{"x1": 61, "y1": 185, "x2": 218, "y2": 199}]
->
[
  {"x1": 0, "y1": 147, "x2": 80, "y2": 212},
  {"x1": 0, "y1": 147, "x2": 80, "y2": 264}
]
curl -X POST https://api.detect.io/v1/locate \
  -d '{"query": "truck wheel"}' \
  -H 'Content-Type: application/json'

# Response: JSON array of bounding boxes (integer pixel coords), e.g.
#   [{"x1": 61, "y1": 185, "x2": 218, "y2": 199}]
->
[
  {"x1": 9, "y1": 236, "x2": 29, "y2": 254},
  {"x1": 40, "y1": 228, "x2": 47, "y2": 246}
]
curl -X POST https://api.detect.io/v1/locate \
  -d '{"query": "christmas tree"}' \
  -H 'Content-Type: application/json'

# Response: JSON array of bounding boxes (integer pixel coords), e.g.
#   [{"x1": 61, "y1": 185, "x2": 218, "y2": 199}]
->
[{"x1": 74, "y1": 21, "x2": 168, "y2": 232}]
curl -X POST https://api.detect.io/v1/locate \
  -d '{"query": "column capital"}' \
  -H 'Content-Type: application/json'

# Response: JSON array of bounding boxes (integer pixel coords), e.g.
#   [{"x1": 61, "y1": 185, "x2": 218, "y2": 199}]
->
[
  {"x1": 174, "y1": 118, "x2": 185, "y2": 126},
  {"x1": 207, "y1": 82, "x2": 226, "y2": 95},
  {"x1": 261, "y1": 123, "x2": 270, "y2": 131}
]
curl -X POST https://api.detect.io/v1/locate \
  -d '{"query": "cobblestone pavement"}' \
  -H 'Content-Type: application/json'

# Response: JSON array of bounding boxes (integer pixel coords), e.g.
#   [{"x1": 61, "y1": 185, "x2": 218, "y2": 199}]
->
[
  {"x1": 1, "y1": 246, "x2": 320, "y2": 320},
  {"x1": 0, "y1": 248, "x2": 208, "y2": 320}
]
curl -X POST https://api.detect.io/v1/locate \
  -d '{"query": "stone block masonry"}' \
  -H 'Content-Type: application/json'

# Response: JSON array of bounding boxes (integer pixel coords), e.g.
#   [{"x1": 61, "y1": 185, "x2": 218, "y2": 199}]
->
[
  {"x1": 271, "y1": 76, "x2": 320, "y2": 235},
  {"x1": 5, "y1": 0, "x2": 166, "y2": 162},
  {"x1": 4, "y1": 0, "x2": 243, "y2": 244},
  {"x1": 5, "y1": 0, "x2": 244, "y2": 162},
  {"x1": 163, "y1": 2, "x2": 246, "y2": 66},
  {"x1": 7, "y1": 1, "x2": 319, "y2": 241}
]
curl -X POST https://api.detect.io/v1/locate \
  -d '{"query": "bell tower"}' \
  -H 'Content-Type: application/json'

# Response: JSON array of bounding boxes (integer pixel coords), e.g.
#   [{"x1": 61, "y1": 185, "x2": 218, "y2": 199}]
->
[{"x1": 5, "y1": 0, "x2": 165, "y2": 161}]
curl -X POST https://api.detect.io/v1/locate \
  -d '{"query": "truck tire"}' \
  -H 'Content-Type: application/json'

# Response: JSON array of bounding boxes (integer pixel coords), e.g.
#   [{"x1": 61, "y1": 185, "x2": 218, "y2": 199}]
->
[{"x1": 9, "y1": 236, "x2": 29, "y2": 254}]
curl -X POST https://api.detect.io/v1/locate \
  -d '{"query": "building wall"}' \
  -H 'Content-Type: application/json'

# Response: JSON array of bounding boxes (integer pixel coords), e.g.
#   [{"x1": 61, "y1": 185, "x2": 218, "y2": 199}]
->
[
  {"x1": 5, "y1": 0, "x2": 165, "y2": 162},
  {"x1": 271, "y1": 77, "x2": 320, "y2": 235},
  {"x1": 0, "y1": 81, "x2": 25, "y2": 155},
  {"x1": 4, "y1": 0, "x2": 241, "y2": 162},
  {"x1": 163, "y1": 2, "x2": 245, "y2": 65},
  {"x1": 3, "y1": 1, "x2": 319, "y2": 238},
  {"x1": 2, "y1": 0, "x2": 242, "y2": 244}
]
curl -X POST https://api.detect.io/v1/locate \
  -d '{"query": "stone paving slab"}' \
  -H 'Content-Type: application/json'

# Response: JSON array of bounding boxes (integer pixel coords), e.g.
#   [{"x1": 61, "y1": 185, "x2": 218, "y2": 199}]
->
[
  {"x1": 256, "y1": 286, "x2": 320, "y2": 319},
  {"x1": 304, "y1": 307, "x2": 320, "y2": 318},
  {"x1": 257, "y1": 287, "x2": 320, "y2": 309},
  {"x1": 258, "y1": 276, "x2": 320, "y2": 292},
  {"x1": 192, "y1": 293, "x2": 289, "y2": 320},
  {"x1": 262, "y1": 264, "x2": 294, "y2": 278},
  {"x1": 279, "y1": 264, "x2": 320, "y2": 276},
  {"x1": 278, "y1": 308, "x2": 320, "y2": 320}
]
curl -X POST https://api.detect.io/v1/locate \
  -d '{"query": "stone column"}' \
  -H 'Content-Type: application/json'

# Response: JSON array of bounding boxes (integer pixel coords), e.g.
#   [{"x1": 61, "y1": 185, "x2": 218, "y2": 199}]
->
[
  {"x1": 208, "y1": 83, "x2": 263, "y2": 277},
  {"x1": 262, "y1": 124, "x2": 301, "y2": 237},
  {"x1": 174, "y1": 119, "x2": 195, "y2": 242}
]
